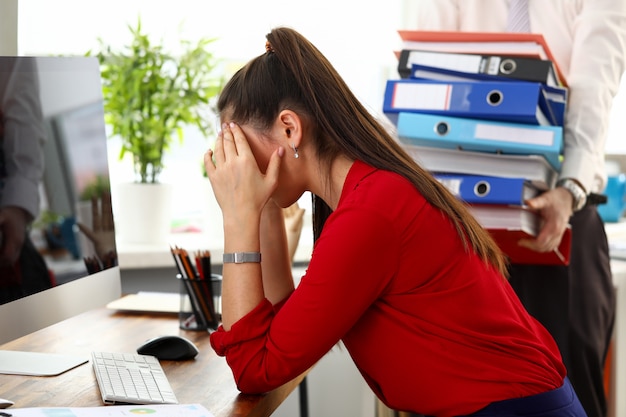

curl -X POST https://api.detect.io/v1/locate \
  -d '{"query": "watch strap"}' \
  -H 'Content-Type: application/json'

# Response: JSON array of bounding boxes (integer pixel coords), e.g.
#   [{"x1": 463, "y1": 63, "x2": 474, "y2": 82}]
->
[
  {"x1": 556, "y1": 178, "x2": 587, "y2": 212},
  {"x1": 223, "y1": 252, "x2": 262, "y2": 264}
]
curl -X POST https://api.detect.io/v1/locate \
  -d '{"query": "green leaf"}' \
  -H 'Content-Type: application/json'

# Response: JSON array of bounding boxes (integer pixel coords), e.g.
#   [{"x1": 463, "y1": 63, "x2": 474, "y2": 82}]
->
[{"x1": 94, "y1": 16, "x2": 224, "y2": 183}]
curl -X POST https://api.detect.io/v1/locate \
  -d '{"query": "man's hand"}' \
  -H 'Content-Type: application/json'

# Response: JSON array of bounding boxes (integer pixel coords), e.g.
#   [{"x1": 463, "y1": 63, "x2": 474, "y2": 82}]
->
[
  {"x1": 77, "y1": 192, "x2": 117, "y2": 264},
  {"x1": 517, "y1": 187, "x2": 573, "y2": 253}
]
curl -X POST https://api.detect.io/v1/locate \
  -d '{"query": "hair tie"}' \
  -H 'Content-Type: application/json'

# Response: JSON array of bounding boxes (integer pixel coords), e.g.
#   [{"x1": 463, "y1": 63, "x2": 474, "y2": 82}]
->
[{"x1": 265, "y1": 41, "x2": 274, "y2": 53}]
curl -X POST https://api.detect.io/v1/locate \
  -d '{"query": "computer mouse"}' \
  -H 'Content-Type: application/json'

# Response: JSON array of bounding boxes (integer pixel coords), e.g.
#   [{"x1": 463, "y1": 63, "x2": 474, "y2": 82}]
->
[
  {"x1": 0, "y1": 398, "x2": 14, "y2": 409},
  {"x1": 136, "y1": 335, "x2": 199, "y2": 360}
]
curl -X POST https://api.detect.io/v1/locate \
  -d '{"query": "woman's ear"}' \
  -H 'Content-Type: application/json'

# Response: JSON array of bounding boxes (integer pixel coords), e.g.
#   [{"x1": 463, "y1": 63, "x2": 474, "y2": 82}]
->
[{"x1": 277, "y1": 110, "x2": 302, "y2": 148}]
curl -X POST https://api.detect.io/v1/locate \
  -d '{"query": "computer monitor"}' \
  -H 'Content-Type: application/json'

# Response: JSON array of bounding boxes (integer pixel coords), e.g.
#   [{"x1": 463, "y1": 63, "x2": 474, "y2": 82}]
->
[{"x1": 0, "y1": 56, "x2": 121, "y2": 345}]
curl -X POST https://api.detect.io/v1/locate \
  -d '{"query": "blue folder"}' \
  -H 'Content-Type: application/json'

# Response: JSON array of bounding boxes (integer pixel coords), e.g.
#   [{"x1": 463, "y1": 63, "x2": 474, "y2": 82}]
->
[
  {"x1": 407, "y1": 63, "x2": 567, "y2": 126},
  {"x1": 396, "y1": 112, "x2": 563, "y2": 171},
  {"x1": 542, "y1": 84, "x2": 567, "y2": 126},
  {"x1": 433, "y1": 173, "x2": 542, "y2": 205},
  {"x1": 383, "y1": 78, "x2": 555, "y2": 126}
]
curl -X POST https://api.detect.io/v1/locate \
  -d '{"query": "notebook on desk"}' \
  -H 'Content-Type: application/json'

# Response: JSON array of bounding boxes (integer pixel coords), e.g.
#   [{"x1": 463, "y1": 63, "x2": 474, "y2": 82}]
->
[
  {"x1": 0, "y1": 350, "x2": 88, "y2": 376},
  {"x1": 106, "y1": 292, "x2": 180, "y2": 314},
  {"x1": 5, "y1": 404, "x2": 213, "y2": 417}
]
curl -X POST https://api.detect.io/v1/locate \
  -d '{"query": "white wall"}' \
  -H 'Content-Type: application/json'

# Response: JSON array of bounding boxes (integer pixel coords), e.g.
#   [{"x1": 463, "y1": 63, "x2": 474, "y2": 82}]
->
[
  {"x1": 17, "y1": 0, "x2": 406, "y2": 232},
  {"x1": 0, "y1": 0, "x2": 17, "y2": 55},
  {"x1": 17, "y1": 0, "x2": 403, "y2": 114}
]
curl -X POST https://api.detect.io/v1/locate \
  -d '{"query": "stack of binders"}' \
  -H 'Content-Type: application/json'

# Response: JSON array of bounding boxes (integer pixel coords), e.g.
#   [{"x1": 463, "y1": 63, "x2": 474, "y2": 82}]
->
[{"x1": 384, "y1": 30, "x2": 571, "y2": 265}]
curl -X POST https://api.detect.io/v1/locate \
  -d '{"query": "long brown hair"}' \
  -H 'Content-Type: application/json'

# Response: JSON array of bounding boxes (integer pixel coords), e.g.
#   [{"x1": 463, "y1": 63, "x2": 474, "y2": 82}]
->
[{"x1": 217, "y1": 27, "x2": 508, "y2": 277}]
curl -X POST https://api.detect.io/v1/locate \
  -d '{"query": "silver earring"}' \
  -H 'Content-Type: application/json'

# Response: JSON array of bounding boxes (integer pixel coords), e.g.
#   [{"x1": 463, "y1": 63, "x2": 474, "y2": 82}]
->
[{"x1": 292, "y1": 144, "x2": 299, "y2": 159}]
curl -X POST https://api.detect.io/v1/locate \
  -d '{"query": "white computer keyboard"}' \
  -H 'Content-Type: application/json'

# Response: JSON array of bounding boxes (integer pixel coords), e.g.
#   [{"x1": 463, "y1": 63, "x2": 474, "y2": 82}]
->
[{"x1": 91, "y1": 351, "x2": 178, "y2": 405}]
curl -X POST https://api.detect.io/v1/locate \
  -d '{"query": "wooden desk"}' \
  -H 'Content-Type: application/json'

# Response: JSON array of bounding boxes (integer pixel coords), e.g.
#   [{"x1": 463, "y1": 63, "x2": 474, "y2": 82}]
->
[{"x1": 0, "y1": 307, "x2": 305, "y2": 417}]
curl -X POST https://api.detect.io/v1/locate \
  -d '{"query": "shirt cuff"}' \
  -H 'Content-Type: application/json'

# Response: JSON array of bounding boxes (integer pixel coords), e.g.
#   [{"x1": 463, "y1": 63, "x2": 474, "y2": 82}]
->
[
  {"x1": 558, "y1": 147, "x2": 602, "y2": 193},
  {"x1": 210, "y1": 298, "x2": 275, "y2": 356},
  {"x1": 1, "y1": 176, "x2": 40, "y2": 219}
]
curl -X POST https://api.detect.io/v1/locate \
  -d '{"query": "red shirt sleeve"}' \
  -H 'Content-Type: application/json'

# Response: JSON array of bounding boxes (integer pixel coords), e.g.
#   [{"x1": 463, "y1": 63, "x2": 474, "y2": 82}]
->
[{"x1": 209, "y1": 202, "x2": 400, "y2": 393}]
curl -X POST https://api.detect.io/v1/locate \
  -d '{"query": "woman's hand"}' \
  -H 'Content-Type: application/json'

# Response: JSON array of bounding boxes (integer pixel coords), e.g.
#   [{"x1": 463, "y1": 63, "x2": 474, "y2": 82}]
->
[
  {"x1": 204, "y1": 122, "x2": 284, "y2": 226},
  {"x1": 283, "y1": 202, "x2": 305, "y2": 262},
  {"x1": 260, "y1": 199, "x2": 296, "y2": 304},
  {"x1": 204, "y1": 122, "x2": 285, "y2": 329}
]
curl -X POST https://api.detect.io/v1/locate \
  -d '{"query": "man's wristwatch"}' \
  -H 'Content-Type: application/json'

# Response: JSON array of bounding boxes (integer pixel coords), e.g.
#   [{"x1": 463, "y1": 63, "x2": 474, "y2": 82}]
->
[{"x1": 556, "y1": 178, "x2": 587, "y2": 212}]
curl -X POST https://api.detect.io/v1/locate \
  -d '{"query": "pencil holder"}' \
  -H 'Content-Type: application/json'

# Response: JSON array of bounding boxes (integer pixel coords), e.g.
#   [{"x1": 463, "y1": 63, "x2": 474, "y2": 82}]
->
[{"x1": 177, "y1": 273, "x2": 222, "y2": 331}]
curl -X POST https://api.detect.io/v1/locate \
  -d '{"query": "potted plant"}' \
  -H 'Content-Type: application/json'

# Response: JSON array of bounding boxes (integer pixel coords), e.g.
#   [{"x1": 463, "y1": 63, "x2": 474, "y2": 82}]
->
[
  {"x1": 95, "y1": 18, "x2": 222, "y2": 184},
  {"x1": 92, "y1": 19, "x2": 223, "y2": 243}
]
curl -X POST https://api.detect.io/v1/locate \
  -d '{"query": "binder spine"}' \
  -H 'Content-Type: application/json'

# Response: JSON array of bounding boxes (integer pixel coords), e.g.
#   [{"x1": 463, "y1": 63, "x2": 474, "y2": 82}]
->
[
  {"x1": 434, "y1": 173, "x2": 540, "y2": 205},
  {"x1": 398, "y1": 49, "x2": 556, "y2": 86},
  {"x1": 384, "y1": 79, "x2": 551, "y2": 126},
  {"x1": 396, "y1": 112, "x2": 563, "y2": 171}
]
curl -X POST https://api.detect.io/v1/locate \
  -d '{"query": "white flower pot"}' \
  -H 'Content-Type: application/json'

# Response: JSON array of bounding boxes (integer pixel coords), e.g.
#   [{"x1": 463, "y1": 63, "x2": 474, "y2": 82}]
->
[{"x1": 114, "y1": 182, "x2": 174, "y2": 244}]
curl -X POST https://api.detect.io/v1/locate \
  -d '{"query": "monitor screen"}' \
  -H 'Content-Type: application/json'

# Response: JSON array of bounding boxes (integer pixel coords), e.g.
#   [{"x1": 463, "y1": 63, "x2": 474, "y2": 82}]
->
[{"x1": 0, "y1": 56, "x2": 121, "y2": 344}]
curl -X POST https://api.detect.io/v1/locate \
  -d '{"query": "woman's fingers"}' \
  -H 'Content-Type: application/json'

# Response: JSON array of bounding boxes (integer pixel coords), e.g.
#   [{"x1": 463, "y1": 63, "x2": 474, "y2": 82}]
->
[
  {"x1": 206, "y1": 122, "x2": 282, "y2": 212},
  {"x1": 212, "y1": 128, "x2": 226, "y2": 166},
  {"x1": 228, "y1": 122, "x2": 252, "y2": 157},
  {"x1": 204, "y1": 149, "x2": 215, "y2": 174},
  {"x1": 265, "y1": 146, "x2": 284, "y2": 186},
  {"x1": 210, "y1": 123, "x2": 244, "y2": 170},
  {"x1": 221, "y1": 122, "x2": 239, "y2": 156},
  {"x1": 207, "y1": 122, "x2": 239, "y2": 173}
]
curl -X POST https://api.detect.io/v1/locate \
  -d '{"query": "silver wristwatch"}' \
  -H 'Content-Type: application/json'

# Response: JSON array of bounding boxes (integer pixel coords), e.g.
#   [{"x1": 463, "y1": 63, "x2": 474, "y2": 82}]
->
[
  {"x1": 556, "y1": 178, "x2": 587, "y2": 212},
  {"x1": 223, "y1": 252, "x2": 262, "y2": 264}
]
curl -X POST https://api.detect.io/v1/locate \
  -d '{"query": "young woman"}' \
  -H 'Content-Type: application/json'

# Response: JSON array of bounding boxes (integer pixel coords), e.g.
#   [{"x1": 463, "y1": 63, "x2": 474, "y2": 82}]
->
[{"x1": 205, "y1": 27, "x2": 586, "y2": 417}]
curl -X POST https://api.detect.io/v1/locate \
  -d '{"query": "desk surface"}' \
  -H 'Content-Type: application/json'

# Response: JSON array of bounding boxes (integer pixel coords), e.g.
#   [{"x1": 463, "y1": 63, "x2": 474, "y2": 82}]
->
[{"x1": 0, "y1": 308, "x2": 305, "y2": 417}]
